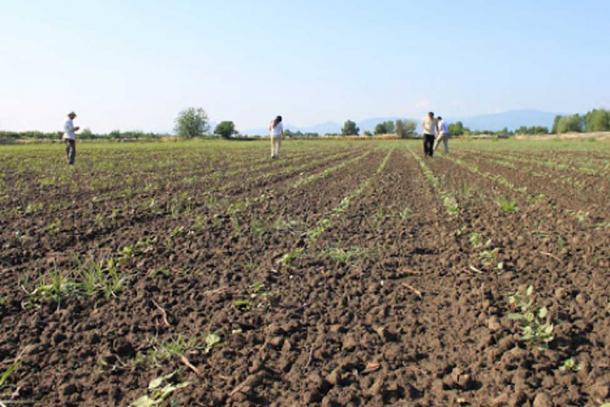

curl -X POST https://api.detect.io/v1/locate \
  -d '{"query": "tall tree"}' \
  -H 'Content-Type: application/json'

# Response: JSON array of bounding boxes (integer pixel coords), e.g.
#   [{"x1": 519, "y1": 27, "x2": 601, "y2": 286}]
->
[
  {"x1": 584, "y1": 109, "x2": 610, "y2": 132},
  {"x1": 175, "y1": 107, "x2": 210, "y2": 138},
  {"x1": 395, "y1": 119, "x2": 417, "y2": 138},
  {"x1": 341, "y1": 120, "x2": 359, "y2": 136},
  {"x1": 374, "y1": 123, "x2": 387, "y2": 135},
  {"x1": 214, "y1": 121, "x2": 237, "y2": 139}
]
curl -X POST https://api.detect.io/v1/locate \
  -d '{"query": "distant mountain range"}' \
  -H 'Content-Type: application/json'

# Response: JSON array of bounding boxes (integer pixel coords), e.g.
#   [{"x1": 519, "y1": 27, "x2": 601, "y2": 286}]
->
[{"x1": 241, "y1": 109, "x2": 558, "y2": 135}]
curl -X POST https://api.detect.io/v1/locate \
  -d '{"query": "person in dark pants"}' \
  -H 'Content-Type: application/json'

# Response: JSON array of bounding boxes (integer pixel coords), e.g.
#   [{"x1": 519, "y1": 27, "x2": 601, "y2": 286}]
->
[
  {"x1": 422, "y1": 111, "x2": 437, "y2": 157},
  {"x1": 63, "y1": 112, "x2": 79, "y2": 165}
]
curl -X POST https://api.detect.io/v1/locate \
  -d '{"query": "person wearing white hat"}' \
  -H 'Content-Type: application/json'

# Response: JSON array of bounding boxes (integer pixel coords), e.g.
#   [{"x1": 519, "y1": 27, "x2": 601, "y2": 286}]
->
[{"x1": 63, "y1": 112, "x2": 80, "y2": 165}]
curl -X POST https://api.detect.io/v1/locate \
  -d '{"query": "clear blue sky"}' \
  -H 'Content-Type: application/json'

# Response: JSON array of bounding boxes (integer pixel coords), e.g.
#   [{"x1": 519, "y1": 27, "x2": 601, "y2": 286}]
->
[{"x1": 1, "y1": 0, "x2": 609, "y2": 133}]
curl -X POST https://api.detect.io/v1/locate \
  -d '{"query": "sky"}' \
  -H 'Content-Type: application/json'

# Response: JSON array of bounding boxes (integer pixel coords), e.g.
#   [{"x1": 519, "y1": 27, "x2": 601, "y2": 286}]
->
[{"x1": 1, "y1": 0, "x2": 609, "y2": 133}]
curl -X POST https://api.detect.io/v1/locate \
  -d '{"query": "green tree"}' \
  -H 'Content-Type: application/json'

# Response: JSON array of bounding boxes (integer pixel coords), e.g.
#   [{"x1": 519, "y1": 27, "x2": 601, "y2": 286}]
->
[
  {"x1": 175, "y1": 107, "x2": 210, "y2": 138},
  {"x1": 374, "y1": 123, "x2": 387, "y2": 135},
  {"x1": 448, "y1": 121, "x2": 468, "y2": 136},
  {"x1": 553, "y1": 114, "x2": 583, "y2": 134},
  {"x1": 395, "y1": 119, "x2": 417, "y2": 138},
  {"x1": 384, "y1": 120, "x2": 395, "y2": 133},
  {"x1": 341, "y1": 120, "x2": 359, "y2": 136},
  {"x1": 584, "y1": 109, "x2": 610, "y2": 132},
  {"x1": 214, "y1": 121, "x2": 237, "y2": 139}
]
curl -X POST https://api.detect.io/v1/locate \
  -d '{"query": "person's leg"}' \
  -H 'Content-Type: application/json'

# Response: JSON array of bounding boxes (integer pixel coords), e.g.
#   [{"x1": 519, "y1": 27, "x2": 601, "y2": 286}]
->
[
  {"x1": 275, "y1": 138, "x2": 281, "y2": 158},
  {"x1": 270, "y1": 137, "x2": 275, "y2": 158},
  {"x1": 423, "y1": 137, "x2": 427, "y2": 156},
  {"x1": 426, "y1": 135, "x2": 434, "y2": 157},
  {"x1": 65, "y1": 140, "x2": 71, "y2": 163},
  {"x1": 443, "y1": 136, "x2": 449, "y2": 154},
  {"x1": 68, "y1": 140, "x2": 76, "y2": 164}
]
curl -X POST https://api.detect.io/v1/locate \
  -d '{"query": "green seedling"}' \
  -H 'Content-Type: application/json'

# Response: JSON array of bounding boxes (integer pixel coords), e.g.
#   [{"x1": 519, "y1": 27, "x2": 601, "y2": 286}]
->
[
  {"x1": 399, "y1": 207, "x2": 412, "y2": 221},
  {"x1": 559, "y1": 357, "x2": 580, "y2": 372},
  {"x1": 496, "y1": 197, "x2": 518, "y2": 213},
  {"x1": 0, "y1": 359, "x2": 20, "y2": 389},
  {"x1": 324, "y1": 247, "x2": 366, "y2": 265},
  {"x1": 508, "y1": 285, "x2": 554, "y2": 350},
  {"x1": 307, "y1": 219, "x2": 331, "y2": 241},
  {"x1": 28, "y1": 269, "x2": 78, "y2": 308},
  {"x1": 0, "y1": 296, "x2": 6, "y2": 306},
  {"x1": 442, "y1": 194, "x2": 460, "y2": 216},
  {"x1": 46, "y1": 218, "x2": 62, "y2": 234},
  {"x1": 204, "y1": 332, "x2": 221, "y2": 354},
  {"x1": 131, "y1": 371, "x2": 190, "y2": 407},
  {"x1": 278, "y1": 247, "x2": 304, "y2": 267},
  {"x1": 25, "y1": 202, "x2": 43, "y2": 214},
  {"x1": 233, "y1": 299, "x2": 252, "y2": 310}
]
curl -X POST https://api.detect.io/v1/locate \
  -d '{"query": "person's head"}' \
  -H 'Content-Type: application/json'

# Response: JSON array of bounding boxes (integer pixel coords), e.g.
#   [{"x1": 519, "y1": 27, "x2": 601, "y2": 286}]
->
[
  {"x1": 437, "y1": 116, "x2": 443, "y2": 121},
  {"x1": 273, "y1": 115, "x2": 282, "y2": 128},
  {"x1": 428, "y1": 112, "x2": 434, "y2": 119},
  {"x1": 68, "y1": 112, "x2": 77, "y2": 120}
]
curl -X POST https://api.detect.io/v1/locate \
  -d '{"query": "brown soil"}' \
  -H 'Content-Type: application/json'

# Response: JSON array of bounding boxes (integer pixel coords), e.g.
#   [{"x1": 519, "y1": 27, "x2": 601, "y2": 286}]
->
[{"x1": 0, "y1": 142, "x2": 608, "y2": 406}]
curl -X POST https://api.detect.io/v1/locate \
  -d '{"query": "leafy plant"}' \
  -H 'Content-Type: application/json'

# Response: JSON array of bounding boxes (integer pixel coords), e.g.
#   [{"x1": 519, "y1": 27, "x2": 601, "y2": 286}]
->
[
  {"x1": 204, "y1": 332, "x2": 221, "y2": 354},
  {"x1": 508, "y1": 285, "x2": 554, "y2": 349},
  {"x1": 496, "y1": 197, "x2": 518, "y2": 213},
  {"x1": 131, "y1": 371, "x2": 190, "y2": 407},
  {"x1": 28, "y1": 269, "x2": 78, "y2": 307}
]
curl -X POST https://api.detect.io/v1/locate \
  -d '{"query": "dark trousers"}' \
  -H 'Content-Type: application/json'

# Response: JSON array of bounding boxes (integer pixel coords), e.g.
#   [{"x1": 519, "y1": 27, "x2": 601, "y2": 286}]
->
[
  {"x1": 65, "y1": 139, "x2": 76, "y2": 164},
  {"x1": 423, "y1": 134, "x2": 435, "y2": 157}
]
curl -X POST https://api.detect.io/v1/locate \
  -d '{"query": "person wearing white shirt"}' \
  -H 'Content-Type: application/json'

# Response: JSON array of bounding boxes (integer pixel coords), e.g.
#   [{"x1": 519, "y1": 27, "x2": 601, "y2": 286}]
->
[
  {"x1": 63, "y1": 112, "x2": 80, "y2": 165},
  {"x1": 268, "y1": 115, "x2": 284, "y2": 159},
  {"x1": 434, "y1": 116, "x2": 450, "y2": 154},
  {"x1": 421, "y1": 112, "x2": 437, "y2": 157}
]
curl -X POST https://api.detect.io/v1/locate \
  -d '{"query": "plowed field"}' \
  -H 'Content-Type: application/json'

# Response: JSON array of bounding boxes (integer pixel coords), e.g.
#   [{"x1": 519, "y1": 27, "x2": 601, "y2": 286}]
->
[{"x1": 1, "y1": 139, "x2": 609, "y2": 406}]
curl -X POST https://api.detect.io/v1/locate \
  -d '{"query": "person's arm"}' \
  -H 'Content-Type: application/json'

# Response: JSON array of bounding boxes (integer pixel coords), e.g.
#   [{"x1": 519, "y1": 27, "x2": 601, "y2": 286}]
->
[{"x1": 74, "y1": 126, "x2": 80, "y2": 132}]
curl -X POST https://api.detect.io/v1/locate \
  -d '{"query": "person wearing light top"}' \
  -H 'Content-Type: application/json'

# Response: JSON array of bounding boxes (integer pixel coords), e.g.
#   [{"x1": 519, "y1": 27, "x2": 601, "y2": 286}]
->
[
  {"x1": 421, "y1": 112, "x2": 437, "y2": 157},
  {"x1": 63, "y1": 112, "x2": 80, "y2": 165},
  {"x1": 268, "y1": 115, "x2": 284, "y2": 159},
  {"x1": 434, "y1": 116, "x2": 450, "y2": 154}
]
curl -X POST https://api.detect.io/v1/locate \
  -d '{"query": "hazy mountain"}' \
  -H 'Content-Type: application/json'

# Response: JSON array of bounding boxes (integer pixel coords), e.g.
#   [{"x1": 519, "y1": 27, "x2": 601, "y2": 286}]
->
[{"x1": 241, "y1": 109, "x2": 558, "y2": 135}]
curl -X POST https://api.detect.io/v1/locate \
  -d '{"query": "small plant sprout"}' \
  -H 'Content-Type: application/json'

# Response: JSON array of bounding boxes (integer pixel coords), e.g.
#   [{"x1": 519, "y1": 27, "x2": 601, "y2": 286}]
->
[
  {"x1": 28, "y1": 269, "x2": 78, "y2": 308},
  {"x1": 324, "y1": 247, "x2": 366, "y2": 265},
  {"x1": 559, "y1": 357, "x2": 580, "y2": 372},
  {"x1": 278, "y1": 247, "x2": 304, "y2": 267},
  {"x1": 399, "y1": 207, "x2": 412, "y2": 221},
  {"x1": 204, "y1": 332, "x2": 221, "y2": 354},
  {"x1": 507, "y1": 285, "x2": 554, "y2": 349},
  {"x1": 131, "y1": 371, "x2": 190, "y2": 407},
  {"x1": 232, "y1": 299, "x2": 252, "y2": 311},
  {"x1": 496, "y1": 197, "x2": 519, "y2": 213}
]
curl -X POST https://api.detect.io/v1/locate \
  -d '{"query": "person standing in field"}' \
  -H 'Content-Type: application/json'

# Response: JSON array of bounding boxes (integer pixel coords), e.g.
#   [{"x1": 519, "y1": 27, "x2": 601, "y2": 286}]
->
[
  {"x1": 269, "y1": 115, "x2": 284, "y2": 159},
  {"x1": 63, "y1": 111, "x2": 80, "y2": 165},
  {"x1": 434, "y1": 116, "x2": 450, "y2": 154},
  {"x1": 422, "y1": 112, "x2": 437, "y2": 157}
]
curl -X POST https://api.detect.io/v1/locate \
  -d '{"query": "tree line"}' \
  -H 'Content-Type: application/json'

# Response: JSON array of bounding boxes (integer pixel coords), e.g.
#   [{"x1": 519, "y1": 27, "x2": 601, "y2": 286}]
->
[
  {"x1": 4, "y1": 107, "x2": 609, "y2": 141},
  {"x1": 552, "y1": 109, "x2": 610, "y2": 134}
]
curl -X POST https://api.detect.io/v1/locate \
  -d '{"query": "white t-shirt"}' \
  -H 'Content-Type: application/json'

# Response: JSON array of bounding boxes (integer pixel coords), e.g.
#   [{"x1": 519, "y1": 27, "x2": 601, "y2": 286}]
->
[
  {"x1": 269, "y1": 121, "x2": 283, "y2": 137},
  {"x1": 438, "y1": 120, "x2": 449, "y2": 135},
  {"x1": 422, "y1": 116, "x2": 437, "y2": 136},
  {"x1": 63, "y1": 119, "x2": 76, "y2": 140}
]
